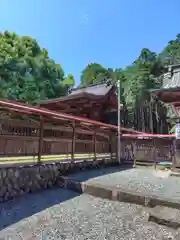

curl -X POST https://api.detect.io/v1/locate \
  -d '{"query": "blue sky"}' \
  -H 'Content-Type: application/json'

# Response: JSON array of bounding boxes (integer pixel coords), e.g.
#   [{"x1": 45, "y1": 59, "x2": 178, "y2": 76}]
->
[{"x1": 0, "y1": 0, "x2": 180, "y2": 86}]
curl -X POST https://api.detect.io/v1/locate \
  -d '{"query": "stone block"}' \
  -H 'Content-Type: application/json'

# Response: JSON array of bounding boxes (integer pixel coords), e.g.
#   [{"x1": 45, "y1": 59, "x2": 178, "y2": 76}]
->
[
  {"x1": 148, "y1": 206, "x2": 180, "y2": 229},
  {"x1": 83, "y1": 184, "x2": 113, "y2": 200},
  {"x1": 117, "y1": 190, "x2": 145, "y2": 205}
]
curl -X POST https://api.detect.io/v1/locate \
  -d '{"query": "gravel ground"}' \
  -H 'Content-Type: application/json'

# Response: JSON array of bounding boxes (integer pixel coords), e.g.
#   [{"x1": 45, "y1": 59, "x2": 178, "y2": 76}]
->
[
  {"x1": 69, "y1": 167, "x2": 180, "y2": 202},
  {"x1": 0, "y1": 188, "x2": 179, "y2": 240}
]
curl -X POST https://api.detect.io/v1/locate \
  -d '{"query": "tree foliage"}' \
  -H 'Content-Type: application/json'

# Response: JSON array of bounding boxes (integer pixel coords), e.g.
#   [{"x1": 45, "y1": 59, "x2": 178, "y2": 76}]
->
[
  {"x1": 80, "y1": 34, "x2": 180, "y2": 133},
  {"x1": 0, "y1": 31, "x2": 74, "y2": 104},
  {"x1": 80, "y1": 63, "x2": 112, "y2": 87},
  {"x1": 80, "y1": 48, "x2": 162, "y2": 108},
  {"x1": 1, "y1": 30, "x2": 180, "y2": 133},
  {"x1": 80, "y1": 36, "x2": 180, "y2": 107},
  {"x1": 62, "y1": 73, "x2": 75, "y2": 88},
  {"x1": 159, "y1": 34, "x2": 180, "y2": 65}
]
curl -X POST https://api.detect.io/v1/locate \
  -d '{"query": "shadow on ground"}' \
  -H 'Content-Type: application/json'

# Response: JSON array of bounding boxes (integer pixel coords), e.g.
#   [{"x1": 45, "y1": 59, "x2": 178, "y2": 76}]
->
[
  {"x1": 68, "y1": 164, "x2": 132, "y2": 182},
  {"x1": 0, "y1": 165, "x2": 133, "y2": 231},
  {"x1": 0, "y1": 187, "x2": 80, "y2": 231}
]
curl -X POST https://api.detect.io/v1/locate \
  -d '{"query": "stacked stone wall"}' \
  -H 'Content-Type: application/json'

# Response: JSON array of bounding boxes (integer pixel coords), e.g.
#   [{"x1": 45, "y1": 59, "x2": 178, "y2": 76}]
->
[{"x1": 0, "y1": 157, "x2": 117, "y2": 203}]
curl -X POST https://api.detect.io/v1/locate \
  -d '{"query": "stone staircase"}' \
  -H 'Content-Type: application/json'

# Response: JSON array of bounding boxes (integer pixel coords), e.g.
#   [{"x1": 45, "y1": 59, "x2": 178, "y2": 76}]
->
[{"x1": 57, "y1": 173, "x2": 180, "y2": 230}]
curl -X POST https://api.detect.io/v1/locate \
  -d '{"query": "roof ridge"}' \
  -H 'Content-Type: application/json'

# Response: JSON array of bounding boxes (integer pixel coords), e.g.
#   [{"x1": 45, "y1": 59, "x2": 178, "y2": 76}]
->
[{"x1": 73, "y1": 79, "x2": 112, "y2": 91}]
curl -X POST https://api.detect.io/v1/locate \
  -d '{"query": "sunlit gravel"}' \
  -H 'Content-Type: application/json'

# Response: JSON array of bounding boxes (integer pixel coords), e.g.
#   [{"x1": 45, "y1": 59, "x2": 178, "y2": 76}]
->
[
  {"x1": 70, "y1": 167, "x2": 180, "y2": 201},
  {"x1": 0, "y1": 188, "x2": 178, "y2": 240}
]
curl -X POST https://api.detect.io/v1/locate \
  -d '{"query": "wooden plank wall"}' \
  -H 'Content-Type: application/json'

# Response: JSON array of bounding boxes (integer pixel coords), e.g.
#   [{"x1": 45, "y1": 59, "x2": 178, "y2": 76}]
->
[{"x1": 0, "y1": 119, "x2": 174, "y2": 166}]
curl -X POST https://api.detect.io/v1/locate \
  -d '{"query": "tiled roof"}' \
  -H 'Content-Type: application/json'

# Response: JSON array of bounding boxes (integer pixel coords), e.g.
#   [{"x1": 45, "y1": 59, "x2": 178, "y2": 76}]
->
[
  {"x1": 40, "y1": 81, "x2": 114, "y2": 104},
  {"x1": 70, "y1": 82, "x2": 113, "y2": 97}
]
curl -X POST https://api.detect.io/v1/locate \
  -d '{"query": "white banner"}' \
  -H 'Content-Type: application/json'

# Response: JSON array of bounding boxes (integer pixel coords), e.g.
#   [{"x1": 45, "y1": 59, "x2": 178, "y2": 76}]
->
[{"x1": 175, "y1": 123, "x2": 180, "y2": 139}]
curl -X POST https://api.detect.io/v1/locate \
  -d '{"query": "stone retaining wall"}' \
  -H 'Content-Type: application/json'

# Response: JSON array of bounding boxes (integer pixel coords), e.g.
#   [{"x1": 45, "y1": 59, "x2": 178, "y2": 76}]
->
[{"x1": 0, "y1": 157, "x2": 117, "y2": 203}]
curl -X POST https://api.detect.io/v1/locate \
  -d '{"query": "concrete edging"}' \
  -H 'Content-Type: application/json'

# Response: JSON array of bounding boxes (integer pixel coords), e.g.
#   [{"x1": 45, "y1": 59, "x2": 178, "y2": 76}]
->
[{"x1": 57, "y1": 176, "x2": 180, "y2": 210}]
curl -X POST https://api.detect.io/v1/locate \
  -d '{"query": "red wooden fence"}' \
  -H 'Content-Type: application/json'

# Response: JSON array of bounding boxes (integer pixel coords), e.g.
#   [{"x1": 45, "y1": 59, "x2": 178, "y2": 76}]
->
[{"x1": 0, "y1": 118, "x2": 175, "y2": 166}]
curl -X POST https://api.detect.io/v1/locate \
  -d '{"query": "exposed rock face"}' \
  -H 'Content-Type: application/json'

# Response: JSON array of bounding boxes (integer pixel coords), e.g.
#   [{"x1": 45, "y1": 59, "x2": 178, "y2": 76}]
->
[{"x1": 0, "y1": 157, "x2": 117, "y2": 203}]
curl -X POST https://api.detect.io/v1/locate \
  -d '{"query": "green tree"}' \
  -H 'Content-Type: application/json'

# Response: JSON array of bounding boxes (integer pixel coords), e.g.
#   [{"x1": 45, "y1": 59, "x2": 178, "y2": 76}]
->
[
  {"x1": 80, "y1": 63, "x2": 111, "y2": 87},
  {"x1": 62, "y1": 73, "x2": 75, "y2": 88},
  {"x1": 159, "y1": 34, "x2": 180, "y2": 65},
  {"x1": 112, "y1": 48, "x2": 165, "y2": 132},
  {"x1": 0, "y1": 31, "x2": 66, "y2": 104},
  {"x1": 120, "y1": 48, "x2": 160, "y2": 108},
  {"x1": 78, "y1": 33, "x2": 180, "y2": 133}
]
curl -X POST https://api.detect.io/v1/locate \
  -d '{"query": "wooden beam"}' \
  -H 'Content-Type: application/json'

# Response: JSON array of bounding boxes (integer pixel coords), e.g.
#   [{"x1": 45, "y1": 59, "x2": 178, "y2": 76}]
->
[
  {"x1": 149, "y1": 97, "x2": 153, "y2": 133},
  {"x1": 0, "y1": 118, "x2": 109, "y2": 138},
  {"x1": 93, "y1": 130, "x2": 97, "y2": 160},
  {"x1": 49, "y1": 100, "x2": 105, "y2": 111},
  {"x1": 109, "y1": 133, "x2": 112, "y2": 159},
  {"x1": 152, "y1": 139, "x2": 156, "y2": 169},
  {"x1": 38, "y1": 116, "x2": 44, "y2": 163},
  {"x1": 132, "y1": 140, "x2": 137, "y2": 168},
  {"x1": 0, "y1": 107, "x2": 32, "y2": 115},
  {"x1": 172, "y1": 139, "x2": 176, "y2": 170},
  {"x1": 71, "y1": 121, "x2": 76, "y2": 161}
]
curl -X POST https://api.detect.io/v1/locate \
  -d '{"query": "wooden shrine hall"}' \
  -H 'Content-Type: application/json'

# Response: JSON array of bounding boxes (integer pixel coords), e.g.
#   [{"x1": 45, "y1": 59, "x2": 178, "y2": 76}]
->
[
  {"x1": 150, "y1": 64, "x2": 180, "y2": 107},
  {"x1": 150, "y1": 64, "x2": 180, "y2": 170},
  {"x1": 40, "y1": 81, "x2": 123, "y2": 125},
  {"x1": 150, "y1": 64, "x2": 180, "y2": 127}
]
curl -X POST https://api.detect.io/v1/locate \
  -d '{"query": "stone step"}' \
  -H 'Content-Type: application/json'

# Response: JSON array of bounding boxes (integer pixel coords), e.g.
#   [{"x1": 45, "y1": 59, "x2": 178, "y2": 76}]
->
[
  {"x1": 148, "y1": 206, "x2": 180, "y2": 229},
  {"x1": 170, "y1": 171, "x2": 180, "y2": 177},
  {"x1": 57, "y1": 176, "x2": 180, "y2": 210}
]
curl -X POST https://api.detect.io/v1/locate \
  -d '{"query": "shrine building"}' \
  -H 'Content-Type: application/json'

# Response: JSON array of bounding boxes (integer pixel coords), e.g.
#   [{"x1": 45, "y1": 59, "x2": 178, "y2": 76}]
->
[{"x1": 40, "y1": 81, "x2": 122, "y2": 125}]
